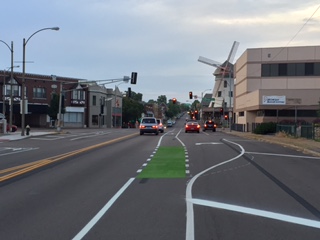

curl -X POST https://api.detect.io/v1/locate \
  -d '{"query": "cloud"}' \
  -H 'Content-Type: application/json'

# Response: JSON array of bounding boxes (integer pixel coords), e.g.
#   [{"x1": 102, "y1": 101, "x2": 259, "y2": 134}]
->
[{"x1": 1, "y1": 0, "x2": 320, "y2": 102}]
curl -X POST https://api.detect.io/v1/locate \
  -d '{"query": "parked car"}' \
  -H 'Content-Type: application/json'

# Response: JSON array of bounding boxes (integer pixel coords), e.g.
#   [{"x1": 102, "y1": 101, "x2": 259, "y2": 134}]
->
[
  {"x1": 156, "y1": 119, "x2": 164, "y2": 133},
  {"x1": 203, "y1": 120, "x2": 217, "y2": 132},
  {"x1": 167, "y1": 120, "x2": 173, "y2": 127},
  {"x1": 139, "y1": 117, "x2": 159, "y2": 135},
  {"x1": 185, "y1": 121, "x2": 200, "y2": 133}
]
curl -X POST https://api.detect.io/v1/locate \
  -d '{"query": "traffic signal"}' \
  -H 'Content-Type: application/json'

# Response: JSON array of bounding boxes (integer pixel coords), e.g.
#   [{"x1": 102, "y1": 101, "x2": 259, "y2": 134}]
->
[
  {"x1": 128, "y1": 87, "x2": 131, "y2": 98},
  {"x1": 224, "y1": 114, "x2": 228, "y2": 120},
  {"x1": 131, "y1": 72, "x2": 137, "y2": 84},
  {"x1": 172, "y1": 98, "x2": 177, "y2": 104},
  {"x1": 220, "y1": 108, "x2": 223, "y2": 113},
  {"x1": 189, "y1": 91, "x2": 193, "y2": 99}
]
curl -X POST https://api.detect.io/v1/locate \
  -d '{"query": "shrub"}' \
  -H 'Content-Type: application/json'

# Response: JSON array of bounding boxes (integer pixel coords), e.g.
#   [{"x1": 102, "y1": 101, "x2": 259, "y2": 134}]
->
[{"x1": 254, "y1": 122, "x2": 277, "y2": 135}]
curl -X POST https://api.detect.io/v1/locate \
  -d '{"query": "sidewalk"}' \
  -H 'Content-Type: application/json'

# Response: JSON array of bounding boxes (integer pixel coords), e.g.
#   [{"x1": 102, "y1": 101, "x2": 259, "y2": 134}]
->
[{"x1": 0, "y1": 129, "x2": 58, "y2": 142}]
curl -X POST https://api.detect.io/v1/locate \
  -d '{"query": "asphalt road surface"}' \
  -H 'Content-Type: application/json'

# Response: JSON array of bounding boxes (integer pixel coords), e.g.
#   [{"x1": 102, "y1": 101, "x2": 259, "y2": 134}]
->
[{"x1": 1, "y1": 119, "x2": 320, "y2": 240}]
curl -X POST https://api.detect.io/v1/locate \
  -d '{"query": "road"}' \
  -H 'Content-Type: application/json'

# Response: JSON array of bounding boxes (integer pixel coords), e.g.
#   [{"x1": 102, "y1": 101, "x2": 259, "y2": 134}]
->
[{"x1": 0, "y1": 119, "x2": 320, "y2": 240}]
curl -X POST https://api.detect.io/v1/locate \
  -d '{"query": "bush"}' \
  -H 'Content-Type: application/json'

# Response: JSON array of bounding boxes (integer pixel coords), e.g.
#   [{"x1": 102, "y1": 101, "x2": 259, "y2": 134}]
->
[{"x1": 254, "y1": 122, "x2": 277, "y2": 135}]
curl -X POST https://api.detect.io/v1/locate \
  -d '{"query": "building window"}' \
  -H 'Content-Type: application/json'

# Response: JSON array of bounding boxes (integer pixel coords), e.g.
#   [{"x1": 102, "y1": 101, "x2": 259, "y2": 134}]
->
[
  {"x1": 93, "y1": 95, "x2": 96, "y2": 106},
  {"x1": 33, "y1": 87, "x2": 46, "y2": 99},
  {"x1": 261, "y1": 62, "x2": 320, "y2": 77},
  {"x1": 224, "y1": 80, "x2": 227, "y2": 88},
  {"x1": 296, "y1": 63, "x2": 305, "y2": 76},
  {"x1": 229, "y1": 91, "x2": 233, "y2": 97},
  {"x1": 217, "y1": 91, "x2": 222, "y2": 97},
  {"x1": 239, "y1": 111, "x2": 244, "y2": 117},
  {"x1": 305, "y1": 63, "x2": 314, "y2": 76},
  {"x1": 278, "y1": 63, "x2": 287, "y2": 76},
  {"x1": 287, "y1": 63, "x2": 296, "y2": 76},
  {"x1": 72, "y1": 89, "x2": 85, "y2": 101}
]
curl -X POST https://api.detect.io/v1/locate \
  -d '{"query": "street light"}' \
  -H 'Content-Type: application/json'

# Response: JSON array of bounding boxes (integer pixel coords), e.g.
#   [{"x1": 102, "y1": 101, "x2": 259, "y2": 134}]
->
[
  {"x1": 21, "y1": 27, "x2": 59, "y2": 136},
  {"x1": 2, "y1": 65, "x2": 19, "y2": 131},
  {"x1": 0, "y1": 40, "x2": 15, "y2": 130}
]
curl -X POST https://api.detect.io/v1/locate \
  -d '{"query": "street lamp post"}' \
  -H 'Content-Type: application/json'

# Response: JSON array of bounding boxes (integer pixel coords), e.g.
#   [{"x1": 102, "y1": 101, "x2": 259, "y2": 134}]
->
[
  {"x1": 0, "y1": 40, "x2": 15, "y2": 130},
  {"x1": 21, "y1": 27, "x2": 59, "y2": 136}
]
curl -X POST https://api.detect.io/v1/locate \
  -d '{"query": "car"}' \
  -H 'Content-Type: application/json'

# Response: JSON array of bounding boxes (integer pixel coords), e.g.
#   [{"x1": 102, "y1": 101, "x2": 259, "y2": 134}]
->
[
  {"x1": 139, "y1": 117, "x2": 159, "y2": 135},
  {"x1": 185, "y1": 121, "x2": 200, "y2": 133},
  {"x1": 156, "y1": 119, "x2": 164, "y2": 133},
  {"x1": 167, "y1": 120, "x2": 173, "y2": 127},
  {"x1": 203, "y1": 120, "x2": 217, "y2": 132}
]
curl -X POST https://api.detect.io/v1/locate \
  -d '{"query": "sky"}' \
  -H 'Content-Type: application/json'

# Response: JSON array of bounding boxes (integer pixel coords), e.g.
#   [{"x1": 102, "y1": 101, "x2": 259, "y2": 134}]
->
[{"x1": 1, "y1": 0, "x2": 320, "y2": 103}]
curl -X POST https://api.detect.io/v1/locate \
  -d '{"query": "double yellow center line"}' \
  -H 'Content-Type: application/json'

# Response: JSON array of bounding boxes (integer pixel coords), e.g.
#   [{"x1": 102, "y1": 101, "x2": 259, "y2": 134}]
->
[{"x1": 0, "y1": 132, "x2": 138, "y2": 183}]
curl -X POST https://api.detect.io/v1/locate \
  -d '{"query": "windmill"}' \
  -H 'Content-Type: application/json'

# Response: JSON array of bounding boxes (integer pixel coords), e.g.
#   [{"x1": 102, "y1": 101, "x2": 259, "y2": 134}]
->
[{"x1": 198, "y1": 41, "x2": 239, "y2": 123}]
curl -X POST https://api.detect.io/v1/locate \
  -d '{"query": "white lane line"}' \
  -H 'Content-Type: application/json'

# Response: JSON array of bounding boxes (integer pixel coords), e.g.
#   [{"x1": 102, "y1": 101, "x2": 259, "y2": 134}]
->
[
  {"x1": 71, "y1": 132, "x2": 112, "y2": 141},
  {"x1": 195, "y1": 142, "x2": 222, "y2": 145},
  {"x1": 247, "y1": 151, "x2": 320, "y2": 159},
  {"x1": 185, "y1": 139, "x2": 245, "y2": 240},
  {"x1": 72, "y1": 178, "x2": 135, "y2": 240},
  {"x1": 189, "y1": 198, "x2": 320, "y2": 229},
  {"x1": 0, "y1": 147, "x2": 38, "y2": 157}
]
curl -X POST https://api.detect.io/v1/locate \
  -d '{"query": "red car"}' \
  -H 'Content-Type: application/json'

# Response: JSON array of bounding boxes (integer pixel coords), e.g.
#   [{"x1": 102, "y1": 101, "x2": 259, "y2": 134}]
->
[{"x1": 185, "y1": 121, "x2": 200, "y2": 133}]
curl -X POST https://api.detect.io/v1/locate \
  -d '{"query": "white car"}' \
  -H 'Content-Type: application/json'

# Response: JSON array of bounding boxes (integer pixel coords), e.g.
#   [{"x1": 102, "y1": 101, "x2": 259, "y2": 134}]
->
[
  {"x1": 167, "y1": 120, "x2": 173, "y2": 127},
  {"x1": 139, "y1": 117, "x2": 159, "y2": 135}
]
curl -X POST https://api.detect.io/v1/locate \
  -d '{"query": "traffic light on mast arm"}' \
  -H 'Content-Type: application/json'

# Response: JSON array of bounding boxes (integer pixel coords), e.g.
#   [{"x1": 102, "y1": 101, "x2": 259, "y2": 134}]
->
[
  {"x1": 189, "y1": 91, "x2": 193, "y2": 99},
  {"x1": 131, "y1": 72, "x2": 137, "y2": 84},
  {"x1": 172, "y1": 98, "x2": 177, "y2": 104}
]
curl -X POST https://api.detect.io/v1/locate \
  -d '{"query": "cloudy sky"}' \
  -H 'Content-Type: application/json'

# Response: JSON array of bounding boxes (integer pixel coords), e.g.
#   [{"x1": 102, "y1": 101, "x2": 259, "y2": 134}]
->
[{"x1": 1, "y1": 0, "x2": 320, "y2": 103}]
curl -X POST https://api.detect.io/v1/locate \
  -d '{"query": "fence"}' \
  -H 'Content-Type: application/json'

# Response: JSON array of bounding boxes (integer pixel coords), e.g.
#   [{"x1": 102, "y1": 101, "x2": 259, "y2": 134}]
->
[
  {"x1": 232, "y1": 122, "x2": 320, "y2": 141},
  {"x1": 276, "y1": 124, "x2": 315, "y2": 139}
]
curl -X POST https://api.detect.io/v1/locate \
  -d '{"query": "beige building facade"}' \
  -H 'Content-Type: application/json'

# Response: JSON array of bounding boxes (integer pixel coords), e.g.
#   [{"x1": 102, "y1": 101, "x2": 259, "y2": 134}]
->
[{"x1": 234, "y1": 46, "x2": 320, "y2": 131}]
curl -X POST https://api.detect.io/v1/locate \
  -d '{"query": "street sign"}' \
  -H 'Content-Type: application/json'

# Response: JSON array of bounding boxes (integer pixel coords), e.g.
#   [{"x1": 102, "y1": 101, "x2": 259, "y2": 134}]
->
[{"x1": 204, "y1": 98, "x2": 215, "y2": 102}]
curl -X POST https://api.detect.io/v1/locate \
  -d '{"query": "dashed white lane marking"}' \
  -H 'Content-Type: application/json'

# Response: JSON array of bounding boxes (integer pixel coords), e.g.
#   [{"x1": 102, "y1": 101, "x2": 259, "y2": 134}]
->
[{"x1": 189, "y1": 198, "x2": 320, "y2": 229}]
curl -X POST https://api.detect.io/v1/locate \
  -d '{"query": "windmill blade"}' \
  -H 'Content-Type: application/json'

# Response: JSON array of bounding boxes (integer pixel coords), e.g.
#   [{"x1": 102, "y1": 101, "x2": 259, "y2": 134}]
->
[
  {"x1": 226, "y1": 41, "x2": 240, "y2": 64},
  {"x1": 198, "y1": 56, "x2": 222, "y2": 68}
]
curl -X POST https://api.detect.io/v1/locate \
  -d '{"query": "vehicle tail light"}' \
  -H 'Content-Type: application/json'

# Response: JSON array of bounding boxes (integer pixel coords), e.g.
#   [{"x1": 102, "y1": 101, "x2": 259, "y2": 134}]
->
[
  {"x1": 214, "y1": 124, "x2": 217, "y2": 127},
  {"x1": 140, "y1": 125, "x2": 146, "y2": 129},
  {"x1": 152, "y1": 125, "x2": 158, "y2": 129}
]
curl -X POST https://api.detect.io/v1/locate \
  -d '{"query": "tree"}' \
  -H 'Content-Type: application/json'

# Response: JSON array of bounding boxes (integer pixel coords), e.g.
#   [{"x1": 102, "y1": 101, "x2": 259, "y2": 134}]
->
[
  {"x1": 165, "y1": 99, "x2": 180, "y2": 118},
  {"x1": 122, "y1": 91, "x2": 144, "y2": 125},
  {"x1": 157, "y1": 95, "x2": 167, "y2": 104},
  {"x1": 48, "y1": 93, "x2": 65, "y2": 120}
]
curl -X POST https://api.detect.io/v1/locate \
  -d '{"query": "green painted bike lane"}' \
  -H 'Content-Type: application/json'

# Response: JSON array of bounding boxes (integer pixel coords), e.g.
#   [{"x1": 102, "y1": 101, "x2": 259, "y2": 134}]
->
[{"x1": 137, "y1": 146, "x2": 186, "y2": 178}]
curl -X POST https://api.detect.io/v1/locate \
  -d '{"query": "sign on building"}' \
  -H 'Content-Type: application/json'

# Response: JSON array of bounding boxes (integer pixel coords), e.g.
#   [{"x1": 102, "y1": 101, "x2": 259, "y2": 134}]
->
[{"x1": 262, "y1": 96, "x2": 286, "y2": 105}]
